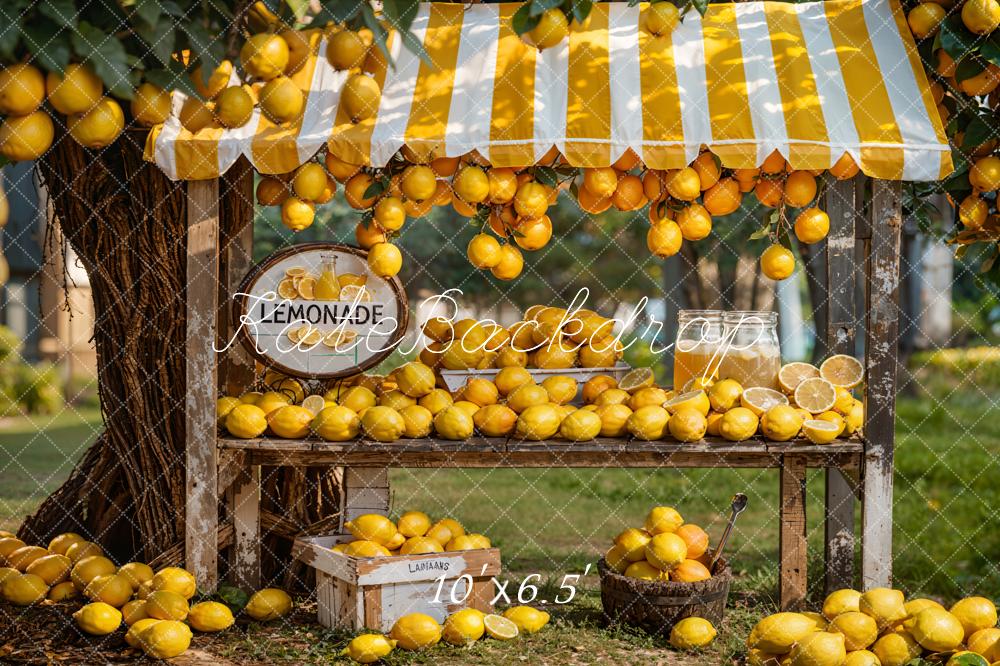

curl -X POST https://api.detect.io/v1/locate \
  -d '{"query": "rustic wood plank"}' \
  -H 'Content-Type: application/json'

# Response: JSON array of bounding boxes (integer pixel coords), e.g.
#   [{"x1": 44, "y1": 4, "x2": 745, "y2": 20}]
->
[
  {"x1": 779, "y1": 455, "x2": 808, "y2": 610},
  {"x1": 340, "y1": 467, "x2": 390, "y2": 532},
  {"x1": 363, "y1": 586, "x2": 381, "y2": 630},
  {"x1": 862, "y1": 180, "x2": 902, "y2": 589},
  {"x1": 824, "y1": 176, "x2": 859, "y2": 593},
  {"x1": 218, "y1": 157, "x2": 256, "y2": 397},
  {"x1": 228, "y1": 464, "x2": 261, "y2": 589},
  {"x1": 185, "y1": 178, "x2": 220, "y2": 592}
]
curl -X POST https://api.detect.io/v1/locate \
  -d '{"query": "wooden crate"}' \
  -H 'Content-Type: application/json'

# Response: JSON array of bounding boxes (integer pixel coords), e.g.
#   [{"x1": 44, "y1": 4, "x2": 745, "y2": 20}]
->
[{"x1": 293, "y1": 534, "x2": 501, "y2": 631}]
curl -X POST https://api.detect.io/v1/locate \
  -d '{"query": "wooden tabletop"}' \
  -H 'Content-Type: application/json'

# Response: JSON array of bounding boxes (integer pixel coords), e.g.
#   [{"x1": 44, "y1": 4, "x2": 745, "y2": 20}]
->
[{"x1": 218, "y1": 436, "x2": 864, "y2": 469}]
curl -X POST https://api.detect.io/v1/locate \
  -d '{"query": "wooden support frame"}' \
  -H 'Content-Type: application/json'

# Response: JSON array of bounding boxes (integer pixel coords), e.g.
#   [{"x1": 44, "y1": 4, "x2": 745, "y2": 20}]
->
[
  {"x1": 779, "y1": 455, "x2": 808, "y2": 610},
  {"x1": 185, "y1": 178, "x2": 221, "y2": 591},
  {"x1": 861, "y1": 180, "x2": 903, "y2": 589}
]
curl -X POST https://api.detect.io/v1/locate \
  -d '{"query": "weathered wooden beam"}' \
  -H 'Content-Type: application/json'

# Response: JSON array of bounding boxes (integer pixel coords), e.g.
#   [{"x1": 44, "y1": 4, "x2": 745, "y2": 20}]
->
[
  {"x1": 824, "y1": 176, "x2": 859, "y2": 592},
  {"x1": 339, "y1": 468, "x2": 390, "y2": 532},
  {"x1": 218, "y1": 157, "x2": 256, "y2": 396},
  {"x1": 779, "y1": 455, "x2": 808, "y2": 610},
  {"x1": 861, "y1": 179, "x2": 902, "y2": 590},
  {"x1": 185, "y1": 178, "x2": 221, "y2": 591},
  {"x1": 227, "y1": 464, "x2": 261, "y2": 589}
]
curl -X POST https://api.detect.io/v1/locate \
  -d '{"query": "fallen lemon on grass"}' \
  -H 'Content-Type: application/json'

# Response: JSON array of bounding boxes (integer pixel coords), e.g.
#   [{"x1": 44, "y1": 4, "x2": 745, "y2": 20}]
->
[
  {"x1": 245, "y1": 588, "x2": 293, "y2": 621},
  {"x1": 443, "y1": 607, "x2": 486, "y2": 645},
  {"x1": 484, "y1": 613, "x2": 519, "y2": 640},
  {"x1": 390, "y1": 612, "x2": 442, "y2": 650},
  {"x1": 342, "y1": 633, "x2": 397, "y2": 663},
  {"x1": 503, "y1": 605, "x2": 550, "y2": 633},
  {"x1": 670, "y1": 616, "x2": 717, "y2": 649}
]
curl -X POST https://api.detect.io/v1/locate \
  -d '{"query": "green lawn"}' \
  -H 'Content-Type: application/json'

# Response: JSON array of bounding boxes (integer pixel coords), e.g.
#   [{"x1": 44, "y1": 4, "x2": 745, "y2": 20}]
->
[{"x1": 1, "y1": 389, "x2": 998, "y2": 664}]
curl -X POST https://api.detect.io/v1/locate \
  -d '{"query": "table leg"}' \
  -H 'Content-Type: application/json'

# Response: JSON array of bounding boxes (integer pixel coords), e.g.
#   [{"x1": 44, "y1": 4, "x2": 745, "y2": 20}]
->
[
  {"x1": 825, "y1": 468, "x2": 855, "y2": 592},
  {"x1": 780, "y1": 455, "x2": 808, "y2": 610},
  {"x1": 228, "y1": 464, "x2": 261, "y2": 589}
]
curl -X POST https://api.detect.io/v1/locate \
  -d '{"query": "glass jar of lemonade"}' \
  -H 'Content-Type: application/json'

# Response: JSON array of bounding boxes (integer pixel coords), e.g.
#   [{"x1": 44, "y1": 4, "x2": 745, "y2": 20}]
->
[
  {"x1": 673, "y1": 310, "x2": 724, "y2": 390},
  {"x1": 717, "y1": 311, "x2": 781, "y2": 389}
]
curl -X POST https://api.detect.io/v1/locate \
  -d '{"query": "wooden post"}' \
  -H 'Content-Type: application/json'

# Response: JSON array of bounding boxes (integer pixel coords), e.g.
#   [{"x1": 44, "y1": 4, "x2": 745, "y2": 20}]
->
[
  {"x1": 823, "y1": 176, "x2": 858, "y2": 592},
  {"x1": 779, "y1": 455, "x2": 808, "y2": 610},
  {"x1": 861, "y1": 180, "x2": 902, "y2": 589},
  {"x1": 227, "y1": 464, "x2": 261, "y2": 589},
  {"x1": 185, "y1": 179, "x2": 221, "y2": 591},
  {"x1": 339, "y1": 468, "x2": 391, "y2": 533}
]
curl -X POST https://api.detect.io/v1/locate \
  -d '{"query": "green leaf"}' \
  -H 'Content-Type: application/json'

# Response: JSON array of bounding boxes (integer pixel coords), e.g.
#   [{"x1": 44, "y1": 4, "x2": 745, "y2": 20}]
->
[
  {"x1": 533, "y1": 166, "x2": 559, "y2": 188},
  {"x1": 569, "y1": 0, "x2": 593, "y2": 25},
  {"x1": 39, "y1": 0, "x2": 75, "y2": 28},
  {"x1": 513, "y1": 3, "x2": 542, "y2": 35},
  {"x1": 0, "y1": 13, "x2": 25, "y2": 63},
  {"x1": 399, "y1": 28, "x2": 432, "y2": 68},
  {"x1": 360, "y1": 4, "x2": 392, "y2": 65},
  {"x1": 940, "y1": 15, "x2": 978, "y2": 64},
  {"x1": 962, "y1": 114, "x2": 997, "y2": 150},
  {"x1": 72, "y1": 22, "x2": 135, "y2": 99},
  {"x1": 216, "y1": 585, "x2": 250, "y2": 612},
  {"x1": 955, "y1": 55, "x2": 986, "y2": 83},
  {"x1": 183, "y1": 22, "x2": 224, "y2": 85},
  {"x1": 470, "y1": 205, "x2": 490, "y2": 227},
  {"x1": 363, "y1": 179, "x2": 386, "y2": 200},
  {"x1": 381, "y1": 0, "x2": 419, "y2": 31},
  {"x1": 23, "y1": 22, "x2": 70, "y2": 74},
  {"x1": 982, "y1": 31, "x2": 1000, "y2": 67},
  {"x1": 284, "y1": 0, "x2": 310, "y2": 21},
  {"x1": 136, "y1": 23, "x2": 175, "y2": 67},
  {"x1": 982, "y1": 250, "x2": 999, "y2": 275},
  {"x1": 145, "y1": 64, "x2": 197, "y2": 98},
  {"x1": 691, "y1": 0, "x2": 709, "y2": 18},
  {"x1": 530, "y1": 0, "x2": 564, "y2": 17},
  {"x1": 749, "y1": 220, "x2": 772, "y2": 241},
  {"x1": 133, "y1": 0, "x2": 161, "y2": 29}
]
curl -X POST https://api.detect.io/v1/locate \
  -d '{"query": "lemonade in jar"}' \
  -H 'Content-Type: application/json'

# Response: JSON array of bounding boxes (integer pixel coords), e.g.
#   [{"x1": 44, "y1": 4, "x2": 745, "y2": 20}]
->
[
  {"x1": 717, "y1": 311, "x2": 781, "y2": 389},
  {"x1": 313, "y1": 254, "x2": 342, "y2": 300},
  {"x1": 673, "y1": 310, "x2": 724, "y2": 390}
]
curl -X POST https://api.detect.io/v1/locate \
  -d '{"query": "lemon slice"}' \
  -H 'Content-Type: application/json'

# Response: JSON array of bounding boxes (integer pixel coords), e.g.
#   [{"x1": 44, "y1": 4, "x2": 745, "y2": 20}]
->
[
  {"x1": 820, "y1": 354, "x2": 864, "y2": 389},
  {"x1": 802, "y1": 419, "x2": 841, "y2": 444},
  {"x1": 618, "y1": 367, "x2": 654, "y2": 392},
  {"x1": 286, "y1": 327, "x2": 302, "y2": 344},
  {"x1": 663, "y1": 389, "x2": 711, "y2": 416},
  {"x1": 277, "y1": 278, "x2": 298, "y2": 300},
  {"x1": 682, "y1": 376, "x2": 715, "y2": 392},
  {"x1": 483, "y1": 614, "x2": 519, "y2": 640},
  {"x1": 338, "y1": 272, "x2": 367, "y2": 287},
  {"x1": 323, "y1": 330, "x2": 358, "y2": 350},
  {"x1": 339, "y1": 284, "x2": 372, "y2": 302},
  {"x1": 793, "y1": 377, "x2": 837, "y2": 414},
  {"x1": 284, "y1": 266, "x2": 308, "y2": 278},
  {"x1": 297, "y1": 276, "x2": 316, "y2": 300},
  {"x1": 778, "y1": 362, "x2": 820, "y2": 394},
  {"x1": 298, "y1": 326, "x2": 323, "y2": 346},
  {"x1": 739, "y1": 387, "x2": 789, "y2": 416},
  {"x1": 301, "y1": 394, "x2": 326, "y2": 416}
]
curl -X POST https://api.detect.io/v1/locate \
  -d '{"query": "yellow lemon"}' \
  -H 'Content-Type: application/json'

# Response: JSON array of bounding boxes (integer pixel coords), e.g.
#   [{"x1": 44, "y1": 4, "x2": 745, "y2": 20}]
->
[
  {"x1": 188, "y1": 601, "x2": 235, "y2": 632},
  {"x1": 260, "y1": 75, "x2": 304, "y2": 123},
  {"x1": 605, "y1": 544, "x2": 629, "y2": 573},
  {"x1": 121, "y1": 599, "x2": 149, "y2": 625},
  {"x1": 671, "y1": 559, "x2": 711, "y2": 582},
  {"x1": 2, "y1": 572, "x2": 48, "y2": 605},
  {"x1": 396, "y1": 362, "x2": 436, "y2": 397},
  {"x1": 342, "y1": 633, "x2": 397, "y2": 663},
  {"x1": 483, "y1": 613, "x2": 519, "y2": 640},
  {"x1": 25, "y1": 553, "x2": 71, "y2": 585},
  {"x1": 761, "y1": 405, "x2": 803, "y2": 441},
  {"x1": 506, "y1": 383, "x2": 549, "y2": 413},
  {"x1": 967, "y1": 627, "x2": 1000, "y2": 660},
  {"x1": 399, "y1": 536, "x2": 442, "y2": 555},
  {"x1": 789, "y1": 631, "x2": 846, "y2": 666},
  {"x1": 615, "y1": 527, "x2": 652, "y2": 562},
  {"x1": 0, "y1": 64, "x2": 45, "y2": 115},
  {"x1": 624, "y1": 560, "x2": 666, "y2": 581},
  {"x1": 559, "y1": 409, "x2": 602, "y2": 441},
  {"x1": 74, "y1": 601, "x2": 122, "y2": 635},
  {"x1": 245, "y1": 588, "x2": 293, "y2": 621},
  {"x1": 473, "y1": 404, "x2": 518, "y2": 437},
  {"x1": 390, "y1": 612, "x2": 443, "y2": 650},
  {"x1": 595, "y1": 404, "x2": 632, "y2": 437},
  {"x1": 64, "y1": 540, "x2": 101, "y2": 563},
  {"x1": 627, "y1": 405, "x2": 670, "y2": 440},
  {"x1": 802, "y1": 419, "x2": 841, "y2": 444},
  {"x1": 46, "y1": 63, "x2": 102, "y2": 115},
  {"x1": 748, "y1": 613, "x2": 819, "y2": 653},
  {"x1": 664, "y1": 390, "x2": 711, "y2": 416},
  {"x1": 461, "y1": 378, "x2": 500, "y2": 406},
  {"x1": 541, "y1": 375, "x2": 578, "y2": 404},
  {"x1": 434, "y1": 406, "x2": 475, "y2": 440},
  {"x1": 68, "y1": 97, "x2": 125, "y2": 148},
  {"x1": 872, "y1": 631, "x2": 921, "y2": 666},
  {"x1": 311, "y1": 405, "x2": 361, "y2": 441},
  {"x1": 829, "y1": 611, "x2": 879, "y2": 651},
  {"x1": 668, "y1": 407, "x2": 707, "y2": 442},
  {"x1": 47, "y1": 532, "x2": 84, "y2": 556},
  {"x1": 125, "y1": 618, "x2": 160, "y2": 647},
  {"x1": 48, "y1": 581, "x2": 78, "y2": 602},
  {"x1": 793, "y1": 377, "x2": 837, "y2": 414},
  {"x1": 670, "y1": 617, "x2": 717, "y2": 649},
  {"x1": 859, "y1": 588, "x2": 907, "y2": 629},
  {"x1": 84, "y1": 573, "x2": 133, "y2": 607},
  {"x1": 361, "y1": 406, "x2": 406, "y2": 441},
  {"x1": 0, "y1": 110, "x2": 54, "y2": 161},
  {"x1": 367, "y1": 242, "x2": 402, "y2": 278},
  {"x1": 241, "y1": 33, "x2": 290, "y2": 79},
  {"x1": 267, "y1": 405, "x2": 313, "y2": 439},
  {"x1": 138, "y1": 619, "x2": 192, "y2": 659},
  {"x1": 515, "y1": 404, "x2": 562, "y2": 440},
  {"x1": 628, "y1": 386, "x2": 670, "y2": 410},
  {"x1": 225, "y1": 404, "x2": 268, "y2": 438},
  {"x1": 443, "y1": 608, "x2": 486, "y2": 645},
  {"x1": 594, "y1": 387, "x2": 631, "y2": 407},
  {"x1": 342, "y1": 540, "x2": 390, "y2": 558},
  {"x1": 71, "y1": 555, "x2": 117, "y2": 590},
  {"x1": 527, "y1": 8, "x2": 569, "y2": 49},
  {"x1": 145, "y1": 590, "x2": 189, "y2": 621},
  {"x1": 399, "y1": 404, "x2": 433, "y2": 438},
  {"x1": 909, "y1": 607, "x2": 964, "y2": 652},
  {"x1": 951, "y1": 597, "x2": 998, "y2": 639},
  {"x1": 708, "y1": 378, "x2": 743, "y2": 412},
  {"x1": 719, "y1": 407, "x2": 759, "y2": 442},
  {"x1": 644, "y1": 532, "x2": 687, "y2": 570},
  {"x1": 345, "y1": 514, "x2": 398, "y2": 546},
  {"x1": 152, "y1": 567, "x2": 197, "y2": 599},
  {"x1": 339, "y1": 386, "x2": 377, "y2": 413},
  {"x1": 503, "y1": 605, "x2": 549, "y2": 633},
  {"x1": 844, "y1": 650, "x2": 880, "y2": 666}
]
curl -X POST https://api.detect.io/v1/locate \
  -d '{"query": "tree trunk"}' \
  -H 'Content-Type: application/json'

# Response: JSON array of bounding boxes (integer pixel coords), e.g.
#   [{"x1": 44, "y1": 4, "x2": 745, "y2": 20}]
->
[{"x1": 19, "y1": 130, "x2": 340, "y2": 580}]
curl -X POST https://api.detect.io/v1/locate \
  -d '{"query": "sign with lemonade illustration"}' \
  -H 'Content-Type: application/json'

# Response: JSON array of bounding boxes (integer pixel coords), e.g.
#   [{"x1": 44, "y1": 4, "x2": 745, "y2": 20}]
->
[{"x1": 232, "y1": 243, "x2": 408, "y2": 379}]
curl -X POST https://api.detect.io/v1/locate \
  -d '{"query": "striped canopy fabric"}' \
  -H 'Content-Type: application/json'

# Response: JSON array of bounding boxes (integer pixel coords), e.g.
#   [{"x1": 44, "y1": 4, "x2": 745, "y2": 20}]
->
[{"x1": 147, "y1": 0, "x2": 952, "y2": 182}]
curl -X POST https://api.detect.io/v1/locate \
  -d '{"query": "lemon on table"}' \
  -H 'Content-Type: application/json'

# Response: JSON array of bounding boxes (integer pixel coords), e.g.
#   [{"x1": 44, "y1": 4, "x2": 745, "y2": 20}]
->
[
  {"x1": 816, "y1": 411, "x2": 846, "y2": 436},
  {"x1": 718, "y1": 407, "x2": 759, "y2": 442},
  {"x1": 669, "y1": 617, "x2": 717, "y2": 649},
  {"x1": 300, "y1": 394, "x2": 327, "y2": 416},
  {"x1": 225, "y1": 404, "x2": 268, "y2": 438},
  {"x1": 559, "y1": 409, "x2": 602, "y2": 441},
  {"x1": 740, "y1": 387, "x2": 789, "y2": 416},
  {"x1": 74, "y1": 601, "x2": 122, "y2": 635},
  {"x1": 361, "y1": 406, "x2": 406, "y2": 442},
  {"x1": 843, "y1": 400, "x2": 864, "y2": 436},
  {"x1": 342, "y1": 633, "x2": 397, "y2": 663},
  {"x1": 434, "y1": 405, "x2": 475, "y2": 440},
  {"x1": 820, "y1": 354, "x2": 865, "y2": 389},
  {"x1": 778, "y1": 362, "x2": 820, "y2": 394},
  {"x1": 503, "y1": 605, "x2": 550, "y2": 633},
  {"x1": 245, "y1": 588, "x2": 293, "y2": 621},
  {"x1": 664, "y1": 390, "x2": 711, "y2": 416},
  {"x1": 188, "y1": 601, "x2": 235, "y2": 632},
  {"x1": 515, "y1": 404, "x2": 562, "y2": 441},
  {"x1": 761, "y1": 405, "x2": 803, "y2": 441},
  {"x1": 793, "y1": 377, "x2": 837, "y2": 414},
  {"x1": 311, "y1": 405, "x2": 361, "y2": 441},
  {"x1": 627, "y1": 405, "x2": 670, "y2": 440},
  {"x1": 443, "y1": 607, "x2": 486, "y2": 645},
  {"x1": 668, "y1": 407, "x2": 707, "y2": 442},
  {"x1": 618, "y1": 367, "x2": 654, "y2": 392},
  {"x1": 483, "y1": 613, "x2": 519, "y2": 640},
  {"x1": 390, "y1": 612, "x2": 442, "y2": 650},
  {"x1": 707, "y1": 378, "x2": 743, "y2": 412},
  {"x1": 139, "y1": 619, "x2": 193, "y2": 659},
  {"x1": 802, "y1": 419, "x2": 841, "y2": 444}
]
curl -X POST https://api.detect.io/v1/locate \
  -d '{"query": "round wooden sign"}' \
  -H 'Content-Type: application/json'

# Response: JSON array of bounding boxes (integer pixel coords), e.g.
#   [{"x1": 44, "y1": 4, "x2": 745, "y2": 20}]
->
[{"x1": 231, "y1": 242, "x2": 408, "y2": 380}]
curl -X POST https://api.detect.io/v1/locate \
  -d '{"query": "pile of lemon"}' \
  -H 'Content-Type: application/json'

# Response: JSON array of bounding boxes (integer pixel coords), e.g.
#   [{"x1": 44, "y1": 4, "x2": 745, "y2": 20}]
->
[
  {"x1": 604, "y1": 506, "x2": 714, "y2": 584},
  {"x1": 747, "y1": 588, "x2": 1000, "y2": 666},
  {"x1": 421, "y1": 305, "x2": 624, "y2": 371},
  {"x1": 336, "y1": 512, "x2": 490, "y2": 556},
  {"x1": 342, "y1": 606, "x2": 550, "y2": 663},
  {"x1": 0, "y1": 530, "x2": 292, "y2": 659}
]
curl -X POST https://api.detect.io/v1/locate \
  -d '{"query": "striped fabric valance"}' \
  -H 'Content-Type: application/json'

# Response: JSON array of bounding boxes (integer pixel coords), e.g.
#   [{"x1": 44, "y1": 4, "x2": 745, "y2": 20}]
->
[{"x1": 148, "y1": 0, "x2": 952, "y2": 182}]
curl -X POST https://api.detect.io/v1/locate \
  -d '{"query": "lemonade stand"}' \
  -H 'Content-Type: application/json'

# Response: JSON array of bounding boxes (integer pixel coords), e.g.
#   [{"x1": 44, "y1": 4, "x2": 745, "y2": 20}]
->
[{"x1": 127, "y1": 0, "x2": 954, "y2": 614}]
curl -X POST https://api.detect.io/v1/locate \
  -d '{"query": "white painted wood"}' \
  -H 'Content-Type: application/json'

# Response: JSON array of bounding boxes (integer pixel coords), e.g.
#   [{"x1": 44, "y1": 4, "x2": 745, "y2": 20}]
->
[
  {"x1": 230, "y1": 465, "x2": 261, "y2": 589},
  {"x1": 378, "y1": 579, "x2": 464, "y2": 630},
  {"x1": 185, "y1": 178, "x2": 221, "y2": 592}
]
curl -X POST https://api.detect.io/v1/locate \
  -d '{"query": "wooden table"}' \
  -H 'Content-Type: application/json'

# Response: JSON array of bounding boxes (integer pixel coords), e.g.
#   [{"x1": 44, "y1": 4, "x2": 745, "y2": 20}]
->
[{"x1": 218, "y1": 435, "x2": 864, "y2": 610}]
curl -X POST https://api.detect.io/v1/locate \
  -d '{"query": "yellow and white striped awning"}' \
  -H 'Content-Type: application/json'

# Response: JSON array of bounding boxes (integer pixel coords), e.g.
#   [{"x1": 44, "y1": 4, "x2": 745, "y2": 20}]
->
[{"x1": 148, "y1": 0, "x2": 952, "y2": 182}]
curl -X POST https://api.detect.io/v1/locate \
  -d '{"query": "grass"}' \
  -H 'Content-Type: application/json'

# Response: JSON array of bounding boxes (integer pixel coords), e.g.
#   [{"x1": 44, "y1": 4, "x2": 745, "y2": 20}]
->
[{"x1": 0, "y1": 387, "x2": 998, "y2": 664}]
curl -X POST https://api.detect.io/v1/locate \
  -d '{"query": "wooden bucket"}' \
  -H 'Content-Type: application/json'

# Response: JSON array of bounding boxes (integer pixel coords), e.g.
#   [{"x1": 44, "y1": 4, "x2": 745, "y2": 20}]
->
[{"x1": 598, "y1": 558, "x2": 731, "y2": 634}]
